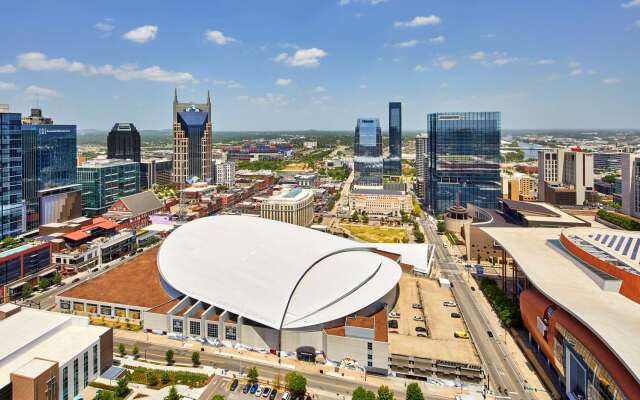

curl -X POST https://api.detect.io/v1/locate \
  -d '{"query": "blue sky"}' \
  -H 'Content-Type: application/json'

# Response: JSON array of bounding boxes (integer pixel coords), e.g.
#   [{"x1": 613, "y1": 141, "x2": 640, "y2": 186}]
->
[{"x1": 0, "y1": 0, "x2": 639, "y2": 131}]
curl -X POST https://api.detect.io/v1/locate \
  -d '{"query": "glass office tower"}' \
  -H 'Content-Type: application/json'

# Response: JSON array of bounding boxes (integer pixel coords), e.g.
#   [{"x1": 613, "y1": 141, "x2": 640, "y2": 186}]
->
[
  {"x1": 425, "y1": 112, "x2": 501, "y2": 213},
  {"x1": 107, "y1": 123, "x2": 141, "y2": 162},
  {"x1": 0, "y1": 111, "x2": 25, "y2": 238},
  {"x1": 354, "y1": 118, "x2": 384, "y2": 187},
  {"x1": 386, "y1": 102, "x2": 402, "y2": 176},
  {"x1": 77, "y1": 159, "x2": 140, "y2": 216}
]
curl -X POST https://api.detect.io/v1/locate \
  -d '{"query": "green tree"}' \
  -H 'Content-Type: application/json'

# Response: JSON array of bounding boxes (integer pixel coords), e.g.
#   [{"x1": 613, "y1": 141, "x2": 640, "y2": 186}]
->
[
  {"x1": 285, "y1": 372, "x2": 307, "y2": 396},
  {"x1": 52, "y1": 271, "x2": 62, "y2": 285},
  {"x1": 602, "y1": 174, "x2": 617, "y2": 184},
  {"x1": 38, "y1": 278, "x2": 50, "y2": 291},
  {"x1": 351, "y1": 211, "x2": 360, "y2": 222},
  {"x1": 436, "y1": 221, "x2": 445, "y2": 233},
  {"x1": 211, "y1": 395, "x2": 225, "y2": 400},
  {"x1": 247, "y1": 366, "x2": 259, "y2": 382},
  {"x1": 114, "y1": 377, "x2": 129, "y2": 398},
  {"x1": 191, "y1": 351, "x2": 200, "y2": 366},
  {"x1": 146, "y1": 370, "x2": 158, "y2": 386},
  {"x1": 118, "y1": 343, "x2": 126, "y2": 357},
  {"x1": 165, "y1": 349, "x2": 174, "y2": 365},
  {"x1": 377, "y1": 385, "x2": 394, "y2": 400},
  {"x1": 132, "y1": 345, "x2": 139, "y2": 359},
  {"x1": 405, "y1": 383, "x2": 424, "y2": 400},
  {"x1": 352, "y1": 387, "x2": 376, "y2": 400},
  {"x1": 164, "y1": 385, "x2": 180, "y2": 400},
  {"x1": 161, "y1": 370, "x2": 171, "y2": 384},
  {"x1": 21, "y1": 283, "x2": 32, "y2": 299}
]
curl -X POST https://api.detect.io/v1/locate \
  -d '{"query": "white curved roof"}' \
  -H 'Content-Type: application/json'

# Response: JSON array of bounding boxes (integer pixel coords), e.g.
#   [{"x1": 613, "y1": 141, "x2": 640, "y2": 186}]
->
[{"x1": 157, "y1": 215, "x2": 402, "y2": 329}]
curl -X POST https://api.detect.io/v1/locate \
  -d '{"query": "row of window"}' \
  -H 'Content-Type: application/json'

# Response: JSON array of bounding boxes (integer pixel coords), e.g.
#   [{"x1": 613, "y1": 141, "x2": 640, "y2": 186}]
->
[
  {"x1": 61, "y1": 345, "x2": 97, "y2": 400},
  {"x1": 172, "y1": 319, "x2": 236, "y2": 340}
]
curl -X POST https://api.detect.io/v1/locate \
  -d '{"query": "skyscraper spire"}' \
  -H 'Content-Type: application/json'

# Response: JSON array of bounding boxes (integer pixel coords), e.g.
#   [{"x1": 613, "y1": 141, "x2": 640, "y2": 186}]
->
[
  {"x1": 207, "y1": 90, "x2": 211, "y2": 104},
  {"x1": 173, "y1": 88, "x2": 178, "y2": 103}
]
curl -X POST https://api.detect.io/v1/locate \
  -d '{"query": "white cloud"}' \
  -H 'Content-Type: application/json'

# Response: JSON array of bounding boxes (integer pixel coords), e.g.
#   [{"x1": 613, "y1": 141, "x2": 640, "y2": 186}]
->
[
  {"x1": 414, "y1": 64, "x2": 428, "y2": 72},
  {"x1": 211, "y1": 80, "x2": 243, "y2": 89},
  {"x1": 440, "y1": 82, "x2": 448, "y2": 88},
  {"x1": 536, "y1": 59, "x2": 556, "y2": 65},
  {"x1": 394, "y1": 15, "x2": 441, "y2": 28},
  {"x1": 481, "y1": 33, "x2": 497, "y2": 39},
  {"x1": 276, "y1": 78, "x2": 293, "y2": 86},
  {"x1": 493, "y1": 57, "x2": 518, "y2": 65},
  {"x1": 0, "y1": 81, "x2": 16, "y2": 90},
  {"x1": 622, "y1": 0, "x2": 640, "y2": 8},
  {"x1": 25, "y1": 85, "x2": 58, "y2": 99},
  {"x1": 237, "y1": 93, "x2": 290, "y2": 107},
  {"x1": 205, "y1": 30, "x2": 237, "y2": 45},
  {"x1": 569, "y1": 61, "x2": 581, "y2": 69},
  {"x1": 569, "y1": 69, "x2": 583, "y2": 76},
  {"x1": 123, "y1": 25, "x2": 158, "y2": 43},
  {"x1": 393, "y1": 39, "x2": 419, "y2": 48},
  {"x1": 433, "y1": 56, "x2": 456, "y2": 70},
  {"x1": 359, "y1": 84, "x2": 368, "y2": 89},
  {"x1": 636, "y1": 19, "x2": 640, "y2": 27},
  {"x1": 17, "y1": 52, "x2": 194, "y2": 84},
  {"x1": 0, "y1": 64, "x2": 16, "y2": 73},
  {"x1": 469, "y1": 51, "x2": 486, "y2": 61},
  {"x1": 312, "y1": 86, "x2": 327, "y2": 93},
  {"x1": 338, "y1": 0, "x2": 388, "y2": 5},
  {"x1": 603, "y1": 77, "x2": 621, "y2": 84},
  {"x1": 274, "y1": 48, "x2": 328, "y2": 67},
  {"x1": 94, "y1": 19, "x2": 114, "y2": 35},
  {"x1": 430, "y1": 35, "x2": 446, "y2": 44}
]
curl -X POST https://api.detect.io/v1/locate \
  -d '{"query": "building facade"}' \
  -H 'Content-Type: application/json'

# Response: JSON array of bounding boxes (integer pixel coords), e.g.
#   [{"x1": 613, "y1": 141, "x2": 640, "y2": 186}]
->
[
  {"x1": 212, "y1": 160, "x2": 235, "y2": 187},
  {"x1": 172, "y1": 90, "x2": 212, "y2": 185},
  {"x1": 260, "y1": 188, "x2": 314, "y2": 226},
  {"x1": 38, "y1": 185, "x2": 82, "y2": 225},
  {"x1": 0, "y1": 110, "x2": 25, "y2": 238},
  {"x1": 538, "y1": 149, "x2": 595, "y2": 206},
  {"x1": 0, "y1": 242, "x2": 52, "y2": 302},
  {"x1": 425, "y1": 112, "x2": 501, "y2": 213},
  {"x1": 107, "y1": 123, "x2": 141, "y2": 163},
  {"x1": 593, "y1": 151, "x2": 623, "y2": 173},
  {"x1": 348, "y1": 188, "x2": 412, "y2": 216},
  {"x1": 386, "y1": 102, "x2": 402, "y2": 176},
  {"x1": 77, "y1": 159, "x2": 140, "y2": 216},
  {"x1": 415, "y1": 133, "x2": 428, "y2": 200},
  {"x1": 353, "y1": 118, "x2": 383, "y2": 188},
  {"x1": 621, "y1": 153, "x2": 640, "y2": 219},
  {"x1": 140, "y1": 159, "x2": 172, "y2": 190}
]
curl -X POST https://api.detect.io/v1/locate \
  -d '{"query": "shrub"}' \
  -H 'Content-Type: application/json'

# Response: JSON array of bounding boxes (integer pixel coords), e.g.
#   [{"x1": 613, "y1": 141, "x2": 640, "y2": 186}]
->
[
  {"x1": 247, "y1": 367, "x2": 258, "y2": 382},
  {"x1": 285, "y1": 372, "x2": 306, "y2": 396},
  {"x1": 479, "y1": 278, "x2": 521, "y2": 328},
  {"x1": 597, "y1": 209, "x2": 640, "y2": 231},
  {"x1": 191, "y1": 351, "x2": 200, "y2": 366},
  {"x1": 406, "y1": 383, "x2": 424, "y2": 400},
  {"x1": 165, "y1": 349, "x2": 174, "y2": 365},
  {"x1": 118, "y1": 343, "x2": 126, "y2": 357}
]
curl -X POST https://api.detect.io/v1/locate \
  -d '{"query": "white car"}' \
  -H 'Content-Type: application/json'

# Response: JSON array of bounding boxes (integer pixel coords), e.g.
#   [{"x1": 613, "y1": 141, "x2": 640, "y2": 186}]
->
[
  {"x1": 389, "y1": 311, "x2": 400, "y2": 318},
  {"x1": 443, "y1": 243, "x2": 448, "y2": 248},
  {"x1": 413, "y1": 316, "x2": 424, "y2": 321},
  {"x1": 282, "y1": 392, "x2": 291, "y2": 400},
  {"x1": 443, "y1": 301, "x2": 457, "y2": 307},
  {"x1": 255, "y1": 386, "x2": 263, "y2": 397}
]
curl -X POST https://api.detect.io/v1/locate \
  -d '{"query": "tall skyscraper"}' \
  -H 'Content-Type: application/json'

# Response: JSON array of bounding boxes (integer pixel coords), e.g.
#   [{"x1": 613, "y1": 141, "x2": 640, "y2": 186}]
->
[
  {"x1": 353, "y1": 118, "x2": 383, "y2": 187},
  {"x1": 537, "y1": 148, "x2": 595, "y2": 206},
  {"x1": 107, "y1": 123, "x2": 141, "y2": 162},
  {"x1": 385, "y1": 102, "x2": 402, "y2": 176},
  {"x1": 172, "y1": 90, "x2": 212, "y2": 185},
  {"x1": 21, "y1": 111, "x2": 77, "y2": 231},
  {"x1": 0, "y1": 109, "x2": 25, "y2": 237},
  {"x1": 620, "y1": 153, "x2": 639, "y2": 219},
  {"x1": 414, "y1": 133, "x2": 428, "y2": 199},
  {"x1": 425, "y1": 112, "x2": 501, "y2": 213}
]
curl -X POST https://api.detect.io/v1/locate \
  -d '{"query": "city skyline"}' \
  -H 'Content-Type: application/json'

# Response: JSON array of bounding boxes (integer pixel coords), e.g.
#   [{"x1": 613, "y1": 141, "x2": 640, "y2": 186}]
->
[{"x1": 0, "y1": 0, "x2": 638, "y2": 131}]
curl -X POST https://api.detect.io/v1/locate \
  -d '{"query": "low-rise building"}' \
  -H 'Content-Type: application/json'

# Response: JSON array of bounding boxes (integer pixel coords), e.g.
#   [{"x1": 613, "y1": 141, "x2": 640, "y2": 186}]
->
[
  {"x1": 348, "y1": 188, "x2": 412, "y2": 217},
  {"x1": 103, "y1": 191, "x2": 164, "y2": 230},
  {"x1": 0, "y1": 242, "x2": 53, "y2": 303},
  {"x1": 0, "y1": 304, "x2": 112, "y2": 400},
  {"x1": 260, "y1": 188, "x2": 314, "y2": 226},
  {"x1": 212, "y1": 160, "x2": 236, "y2": 187}
]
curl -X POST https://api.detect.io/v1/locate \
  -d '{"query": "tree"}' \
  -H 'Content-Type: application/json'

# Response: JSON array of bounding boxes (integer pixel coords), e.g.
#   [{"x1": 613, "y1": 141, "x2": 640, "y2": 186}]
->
[
  {"x1": 285, "y1": 372, "x2": 307, "y2": 396},
  {"x1": 351, "y1": 211, "x2": 360, "y2": 222},
  {"x1": 247, "y1": 366, "x2": 259, "y2": 382},
  {"x1": 164, "y1": 385, "x2": 180, "y2": 400},
  {"x1": 191, "y1": 351, "x2": 200, "y2": 366},
  {"x1": 146, "y1": 370, "x2": 158, "y2": 386},
  {"x1": 165, "y1": 349, "x2": 174, "y2": 365},
  {"x1": 377, "y1": 385, "x2": 394, "y2": 400},
  {"x1": 405, "y1": 383, "x2": 424, "y2": 400},
  {"x1": 132, "y1": 346, "x2": 139, "y2": 359},
  {"x1": 436, "y1": 221, "x2": 445, "y2": 233},
  {"x1": 52, "y1": 271, "x2": 62, "y2": 285},
  {"x1": 352, "y1": 387, "x2": 376, "y2": 400},
  {"x1": 114, "y1": 377, "x2": 129, "y2": 398},
  {"x1": 602, "y1": 174, "x2": 617, "y2": 184},
  {"x1": 118, "y1": 343, "x2": 126, "y2": 357},
  {"x1": 211, "y1": 396, "x2": 225, "y2": 400},
  {"x1": 95, "y1": 390, "x2": 115, "y2": 400},
  {"x1": 161, "y1": 370, "x2": 171, "y2": 384},
  {"x1": 21, "y1": 283, "x2": 32, "y2": 299},
  {"x1": 38, "y1": 278, "x2": 50, "y2": 291}
]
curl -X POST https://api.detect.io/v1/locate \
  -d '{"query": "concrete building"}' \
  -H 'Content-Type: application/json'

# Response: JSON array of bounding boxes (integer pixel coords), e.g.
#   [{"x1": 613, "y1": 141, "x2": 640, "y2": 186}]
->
[
  {"x1": 172, "y1": 90, "x2": 212, "y2": 185},
  {"x1": 107, "y1": 123, "x2": 140, "y2": 163},
  {"x1": 139, "y1": 159, "x2": 172, "y2": 190},
  {"x1": 20, "y1": 108, "x2": 53, "y2": 125},
  {"x1": 348, "y1": 188, "x2": 412, "y2": 217},
  {"x1": 538, "y1": 149, "x2": 595, "y2": 206},
  {"x1": 0, "y1": 304, "x2": 112, "y2": 400},
  {"x1": 414, "y1": 133, "x2": 428, "y2": 200},
  {"x1": 621, "y1": 153, "x2": 640, "y2": 219},
  {"x1": 593, "y1": 151, "x2": 624, "y2": 173},
  {"x1": 77, "y1": 159, "x2": 140, "y2": 216},
  {"x1": 212, "y1": 160, "x2": 235, "y2": 187},
  {"x1": 37, "y1": 185, "x2": 82, "y2": 226},
  {"x1": 504, "y1": 174, "x2": 537, "y2": 201},
  {"x1": 260, "y1": 188, "x2": 314, "y2": 227}
]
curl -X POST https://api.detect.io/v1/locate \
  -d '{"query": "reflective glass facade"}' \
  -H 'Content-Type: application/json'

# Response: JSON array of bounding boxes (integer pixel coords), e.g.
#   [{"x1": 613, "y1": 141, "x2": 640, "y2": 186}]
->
[
  {"x1": 0, "y1": 112, "x2": 24, "y2": 238},
  {"x1": 387, "y1": 102, "x2": 402, "y2": 176},
  {"x1": 425, "y1": 112, "x2": 501, "y2": 212},
  {"x1": 354, "y1": 118, "x2": 383, "y2": 187},
  {"x1": 77, "y1": 160, "x2": 140, "y2": 216},
  {"x1": 107, "y1": 123, "x2": 140, "y2": 162}
]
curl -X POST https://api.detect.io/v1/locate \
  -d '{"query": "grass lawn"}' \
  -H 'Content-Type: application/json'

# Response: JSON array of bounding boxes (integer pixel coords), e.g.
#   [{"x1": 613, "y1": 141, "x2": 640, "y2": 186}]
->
[
  {"x1": 342, "y1": 224, "x2": 408, "y2": 243},
  {"x1": 281, "y1": 162, "x2": 312, "y2": 171},
  {"x1": 125, "y1": 366, "x2": 209, "y2": 389}
]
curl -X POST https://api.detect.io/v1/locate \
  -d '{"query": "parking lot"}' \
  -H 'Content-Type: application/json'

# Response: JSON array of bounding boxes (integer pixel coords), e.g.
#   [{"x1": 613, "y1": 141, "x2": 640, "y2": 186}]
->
[
  {"x1": 388, "y1": 274, "x2": 479, "y2": 364},
  {"x1": 207, "y1": 376, "x2": 294, "y2": 400}
]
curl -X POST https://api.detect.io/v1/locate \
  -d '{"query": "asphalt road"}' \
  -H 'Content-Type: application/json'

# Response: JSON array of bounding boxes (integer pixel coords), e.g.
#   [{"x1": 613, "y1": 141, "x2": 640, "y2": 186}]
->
[
  {"x1": 420, "y1": 215, "x2": 529, "y2": 400},
  {"x1": 115, "y1": 337, "x2": 452, "y2": 400}
]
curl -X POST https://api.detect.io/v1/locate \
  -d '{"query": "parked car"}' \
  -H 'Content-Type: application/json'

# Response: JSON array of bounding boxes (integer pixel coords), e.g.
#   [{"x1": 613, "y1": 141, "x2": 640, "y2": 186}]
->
[
  {"x1": 250, "y1": 384, "x2": 259, "y2": 394},
  {"x1": 454, "y1": 331, "x2": 469, "y2": 339},
  {"x1": 443, "y1": 243, "x2": 448, "y2": 248},
  {"x1": 450, "y1": 312, "x2": 461, "y2": 318},
  {"x1": 417, "y1": 333, "x2": 427, "y2": 338},
  {"x1": 470, "y1": 286, "x2": 476, "y2": 291},
  {"x1": 91, "y1": 268, "x2": 98, "y2": 273},
  {"x1": 443, "y1": 301, "x2": 457, "y2": 307},
  {"x1": 72, "y1": 278, "x2": 80, "y2": 283},
  {"x1": 412, "y1": 315, "x2": 424, "y2": 321},
  {"x1": 255, "y1": 386, "x2": 263, "y2": 397},
  {"x1": 282, "y1": 391, "x2": 291, "y2": 400},
  {"x1": 388, "y1": 320, "x2": 398, "y2": 329},
  {"x1": 415, "y1": 326, "x2": 426, "y2": 333},
  {"x1": 243, "y1": 383, "x2": 251, "y2": 394},
  {"x1": 270, "y1": 390, "x2": 278, "y2": 400},
  {"x1": 412, "y1": 303, "x2": 423, "y2": 309},
  {"x1": 263, "y1": 387, "x2": 271, "y2": 397},
  {"x1": 487, "y1": 331, "x2": 494, "y2": 338},
  {"x1": 230, "y1": 379, "x2": 239, "y2": 391},
  {"x1": 388, "y1": 311, "x2": 400, "y2": 318}
]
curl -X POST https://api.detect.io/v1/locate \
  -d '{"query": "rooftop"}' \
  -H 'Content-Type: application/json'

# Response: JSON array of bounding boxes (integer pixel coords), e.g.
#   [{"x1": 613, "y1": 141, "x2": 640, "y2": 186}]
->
[
  {"x1": 266, "y1": 188, "x2": 314, "y2": 203},
  {"x1": 79, "y1": 158, "x2": 138, "y2": 168}
]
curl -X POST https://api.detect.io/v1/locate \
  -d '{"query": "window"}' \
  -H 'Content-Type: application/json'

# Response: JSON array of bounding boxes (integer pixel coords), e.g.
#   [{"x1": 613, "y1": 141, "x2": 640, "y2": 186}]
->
[
  {"x1": 225, "y1": 326, "x2": 237, "y2": 341},
  {"x1": 93, "y1": 344, "x2": 98, "y2": 374},
  {"x1": 367, "y1": 354, "x2": 373, "y2": 360},
  {"x1": 60, "y1": 300, "x2": 71, "y2": 310},
  {"x1": 73, "y1": 302, "x2": 85, "y2": 312},
  {"x1": 128, "y1": 309, "x2": 141, "y2": 319},
  {"x1": 367, "y1": 361, "x2": 373, "y2": 367},
  {"x1": 172, "y1": 319, "x2": 183, "y2": 333},
  {"x1": 45, "y1": 375, "x2": 56, "y2": 400},
  {"x1": 62, "y1": 367, "x2": 68, "y2": 400},
  {"x1": 100, "y1": 305, "x2": 111, "y2": 316},
  {"x1": 73, "y1": 358, "x2": 79, "y2": 396},
  {"x1": 83, "y1": 351, "x2": 89, "y2": 387},
  {"x1": 190, "y1": 320, "x2": 201, "y2": 336},
  {"x1": 207, "y1": 323, "x2": 218, "y2": 338},
  {"x1": 367, "y1": 342, "x2": 373, "y2": 351}
]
